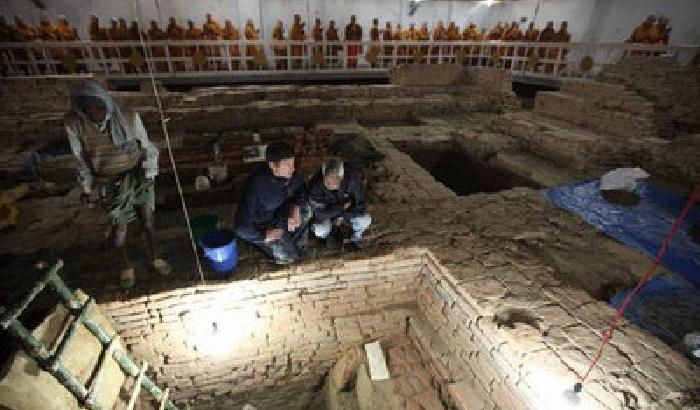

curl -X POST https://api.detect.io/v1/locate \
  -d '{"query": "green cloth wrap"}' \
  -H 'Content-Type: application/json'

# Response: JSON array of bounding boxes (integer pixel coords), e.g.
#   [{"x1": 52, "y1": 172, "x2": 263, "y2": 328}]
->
[{"x1": 102, "y1": 170, "x2": 155, "y2": 225}]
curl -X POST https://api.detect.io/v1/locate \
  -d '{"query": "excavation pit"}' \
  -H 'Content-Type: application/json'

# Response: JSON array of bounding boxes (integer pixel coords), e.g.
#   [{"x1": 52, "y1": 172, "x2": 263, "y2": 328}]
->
[
  {"x1": 99, "y1": 250, "x2": 451, "y2": 410},
  {"x1": 97, "y1": 247, "x2": 685, "y2": 410},
  {"x1": 97, "y1": 250, "x2": 549, "y2": 410},
  {"x1": 392, "y1": 140, "x2": 539, "y2": 196},
  {"x1": 1, "y1": 64, "x2": 699, "y2": 410}
]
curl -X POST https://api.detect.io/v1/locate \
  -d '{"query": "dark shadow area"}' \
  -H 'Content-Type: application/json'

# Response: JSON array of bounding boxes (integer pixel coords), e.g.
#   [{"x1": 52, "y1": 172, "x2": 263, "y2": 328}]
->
[
  {"x1": 512, "y1": 81, "x2": 559, "y2": 109},
  {"x1": 601, "y1": 189, "x2": 641, "y2": 206},
  {"x1": 596, "y1": 279, "x2": 636, "y2": 303},
  {"x1": 494, "y1": 308, "x2": 541, "y2": 331},
  {"x1": 690, "y1": 224, "x2": 700, "y2": 245},
  {"x1": 358, "y1": 117, "x2": 425, "y2": 128},
  {"x1": 159, "y1": 77, "x2": 390, "y2": 93},
  {"x1": 0, "y1": 265, "x2": 66, "y2": 365},
  {"x1": 111, "y1": 83, "x2": 142, "y2": 92},
  {"x1": 394, "y1": 141, "x2": 539, "y2": 195}
]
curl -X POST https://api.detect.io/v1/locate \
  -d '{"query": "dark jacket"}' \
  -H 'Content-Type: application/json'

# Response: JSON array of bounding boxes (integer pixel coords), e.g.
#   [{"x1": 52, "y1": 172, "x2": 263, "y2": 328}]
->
[
  {"x1": 235, "y1": 165, "x2": 305, "y2": 242},
  {"x1": 308, "y1": 167, "x2": 366, "y2": 221}
]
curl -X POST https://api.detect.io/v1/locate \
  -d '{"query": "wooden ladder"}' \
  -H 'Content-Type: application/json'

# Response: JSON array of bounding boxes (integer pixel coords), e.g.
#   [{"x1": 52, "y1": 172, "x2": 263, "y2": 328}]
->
[{"x1": 0, "y1": 260, "x2": 179, "y2": 410}]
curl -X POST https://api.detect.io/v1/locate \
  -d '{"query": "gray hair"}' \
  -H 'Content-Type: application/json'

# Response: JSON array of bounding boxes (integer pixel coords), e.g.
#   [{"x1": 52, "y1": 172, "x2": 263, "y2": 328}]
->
[{"x1": 322, "y1": 157, "x2": 344, "y2": 178}]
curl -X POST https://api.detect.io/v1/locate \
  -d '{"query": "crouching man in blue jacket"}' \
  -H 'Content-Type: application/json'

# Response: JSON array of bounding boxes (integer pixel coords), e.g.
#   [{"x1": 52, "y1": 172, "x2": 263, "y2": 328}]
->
[
  {"x1": 308, "y1": 157, "x2": 372, "y2": 250},
  {"x1": 235, "y1": 142, "x2": 311, "y2": 264}
]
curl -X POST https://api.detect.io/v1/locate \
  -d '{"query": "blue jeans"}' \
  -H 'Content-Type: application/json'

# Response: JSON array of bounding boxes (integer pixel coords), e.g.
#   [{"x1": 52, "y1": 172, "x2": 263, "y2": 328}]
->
[{"x1": 312, "y1": 214, "x2": 372, "y2": 242}]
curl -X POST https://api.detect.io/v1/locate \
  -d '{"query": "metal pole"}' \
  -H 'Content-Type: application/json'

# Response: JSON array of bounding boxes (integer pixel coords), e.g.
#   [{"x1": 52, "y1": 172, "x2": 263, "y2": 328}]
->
[
  {"x1": 49, "y1": 272, "x2": 81, "y2": 310},
  {"x1": 306, "y1": 0, "x2": 311, "y2": 40},
  {"x1": 533, "y1": 0, "x2": 542, "y2": 25},
  {"x1": 4, "y1": 319, "x2": 50, "y2": 359}
]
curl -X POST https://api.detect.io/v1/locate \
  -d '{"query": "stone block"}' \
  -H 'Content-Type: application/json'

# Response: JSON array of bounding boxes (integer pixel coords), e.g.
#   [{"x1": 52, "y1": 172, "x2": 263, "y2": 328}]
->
[
  {"x1": 446, "y1": 380, "x2": 491, "y2": 410},
  {"x1": 389, "y1": 64, "x2": 469, "y2": 86}
]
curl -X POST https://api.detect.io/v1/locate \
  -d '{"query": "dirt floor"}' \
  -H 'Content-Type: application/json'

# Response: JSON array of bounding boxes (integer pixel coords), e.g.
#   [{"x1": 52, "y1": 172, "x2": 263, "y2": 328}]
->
[
  {"x1": 0, "y1": 110, "x2": 691, "y2": 311},
  {"x1": 1, "y1": 104, "x2": 699, "y2": 410}
]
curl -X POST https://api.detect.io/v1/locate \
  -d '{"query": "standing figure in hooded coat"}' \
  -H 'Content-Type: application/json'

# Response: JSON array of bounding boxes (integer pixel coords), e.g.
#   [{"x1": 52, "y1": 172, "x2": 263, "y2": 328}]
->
[{"x1": 65, "y1": 81, "x2": 171, "y2": 288}]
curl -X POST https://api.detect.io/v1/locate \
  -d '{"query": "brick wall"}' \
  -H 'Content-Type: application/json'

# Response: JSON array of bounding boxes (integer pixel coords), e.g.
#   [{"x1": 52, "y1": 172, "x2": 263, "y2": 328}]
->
[
  {"x1": 534, "y1": 79, "x2": 658, "y2": 140},
  {"x1": 99, "y1": 250, "x2": 424, "y2": 409},
  {"x1": 369, "y1": 137, "x2": 457, "y2": 203},
  {"x1": 599, "y1": 57, "x2": 700, "y2": 139},
  {"x1": 0, "y1": 76, "x2": 516, "y2": 144},
  {"x1": 389, "y1": 64, "x2": 472, "y2": 86},
  {"x1": 389, "y1": 65, "x2": 513, "y2": 93},
  {"x1": 410, "y1": 251, "x2": 699, "y2": 410},
  {"x1": 79, "y1": 245, "x2": 700, "y2": 409},
  {"x1": 160, "y1": 127, "x2": 328, "y2": 178},
  {"x1": 0, "y1": 75, "x2": 107, "y2": 116},
  {"x1": 413, "y1": 257, "x2": 529, "y2": 410}
]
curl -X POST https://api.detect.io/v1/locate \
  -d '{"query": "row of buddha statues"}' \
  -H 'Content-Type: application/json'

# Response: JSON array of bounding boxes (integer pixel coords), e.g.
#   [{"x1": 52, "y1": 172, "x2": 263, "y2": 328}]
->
[
  {"x1": 0, "y1": 13, "x2": 576, "y2": 73},
  {"x1": 1, "y1": 13, "x2": 675, "y2": 46},
  {"x1": 0, "y1": 12, "x2": 674, "y2": 75},
  {"x1": 2, "y1": 14, "x2": 572, "y2": 43}
]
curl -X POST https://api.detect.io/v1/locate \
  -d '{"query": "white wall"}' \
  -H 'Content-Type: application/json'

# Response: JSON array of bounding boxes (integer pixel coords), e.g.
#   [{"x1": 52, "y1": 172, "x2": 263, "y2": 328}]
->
[
  {"x1": 404, "y1": 0, "x2": 449, "y2": 28},
  {"x1": 1, "y1": 0, "x2": 699, "y2": 44}
]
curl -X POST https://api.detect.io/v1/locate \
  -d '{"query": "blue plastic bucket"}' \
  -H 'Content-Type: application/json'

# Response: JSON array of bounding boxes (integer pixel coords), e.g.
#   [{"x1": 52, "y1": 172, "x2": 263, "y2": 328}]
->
[{"x1": 200, "y1": 229, "x2": 238, "y2": 275}]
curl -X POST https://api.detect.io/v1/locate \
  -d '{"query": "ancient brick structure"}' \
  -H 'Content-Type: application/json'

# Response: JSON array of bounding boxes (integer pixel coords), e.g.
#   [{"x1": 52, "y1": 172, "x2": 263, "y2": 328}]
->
[
  {"x1": 100, "y1": 251, "x2": 423, "y2": 408},
  {"x1": 96, "y1": 239, "x2": 698, "y2": 409},
  {"x1": 599, "y1": 57, "x2": 700, "y2": 139},
  {"x1": 1, "y1": 62, "x2": 699, "y2": 410}
]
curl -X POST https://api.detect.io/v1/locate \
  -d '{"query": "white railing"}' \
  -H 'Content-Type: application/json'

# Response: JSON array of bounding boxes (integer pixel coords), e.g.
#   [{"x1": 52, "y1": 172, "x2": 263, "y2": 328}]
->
[{"x1": 0, "y1": 40, "x2": 697, "y2": 79}]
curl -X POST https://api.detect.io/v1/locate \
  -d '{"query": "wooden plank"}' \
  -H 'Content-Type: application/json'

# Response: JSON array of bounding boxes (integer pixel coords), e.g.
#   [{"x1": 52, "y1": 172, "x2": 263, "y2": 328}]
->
[
  {"x1": 126, "y1": 361, "x2": 148, "y2": 410},
  {"x1": 86, "y1": 337, "x2": 119, "y2": 407},
  {"x1": 158, "y1": 388, "x2": 170, "y2": 410}
]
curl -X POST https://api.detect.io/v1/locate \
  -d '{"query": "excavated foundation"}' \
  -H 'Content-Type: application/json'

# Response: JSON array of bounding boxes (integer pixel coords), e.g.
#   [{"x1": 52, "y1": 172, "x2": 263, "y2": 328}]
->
[
  {"x1": 100, "y1": 250, "x2": 507, "y2": 410},
  {"x1": 101, "y1": 251, "x2": 426, "y2": 410},
  {"x1": 98, "y1": 240, "x2": 700, "y2": 410},
  {"x1": 2, "y1": 62, "x2": 700, "y2": 410}
]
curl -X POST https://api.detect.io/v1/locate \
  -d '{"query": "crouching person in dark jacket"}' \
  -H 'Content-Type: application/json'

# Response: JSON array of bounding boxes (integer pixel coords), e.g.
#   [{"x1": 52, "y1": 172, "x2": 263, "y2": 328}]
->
[
  {"x1": 235, "y1": 142, "x2": 312, "y2": 264},
  {"x1": 309, "y1": 157, "x2": 371, "y2": 250}
]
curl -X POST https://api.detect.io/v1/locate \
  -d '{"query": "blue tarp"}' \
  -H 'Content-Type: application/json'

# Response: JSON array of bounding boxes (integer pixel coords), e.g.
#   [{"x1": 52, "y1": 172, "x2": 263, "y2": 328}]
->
[
  {"x1": 610, "y1": 275, "x2": 700, "y2": 346},
  {"x1": 545, "y1": 180, "x2": 700, "y2": 288}
]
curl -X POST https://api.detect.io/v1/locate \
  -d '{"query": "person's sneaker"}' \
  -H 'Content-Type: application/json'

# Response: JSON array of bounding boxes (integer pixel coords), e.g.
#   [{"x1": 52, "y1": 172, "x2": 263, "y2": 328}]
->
[{"x1": 349, "y1": 239, "x2": 365, "y2": 251}]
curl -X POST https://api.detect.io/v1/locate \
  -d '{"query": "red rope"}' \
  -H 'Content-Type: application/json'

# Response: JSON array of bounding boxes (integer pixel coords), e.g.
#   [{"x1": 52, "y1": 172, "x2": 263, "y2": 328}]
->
[{"x1": 580, "y1": 183, "x2": 700, "y2": 383}]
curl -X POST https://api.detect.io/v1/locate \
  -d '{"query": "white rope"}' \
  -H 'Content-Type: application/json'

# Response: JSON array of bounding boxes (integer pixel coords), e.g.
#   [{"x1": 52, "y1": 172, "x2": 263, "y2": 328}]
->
[{"x1": 129, "y1": 0, "x2": 206, "y2": 285}]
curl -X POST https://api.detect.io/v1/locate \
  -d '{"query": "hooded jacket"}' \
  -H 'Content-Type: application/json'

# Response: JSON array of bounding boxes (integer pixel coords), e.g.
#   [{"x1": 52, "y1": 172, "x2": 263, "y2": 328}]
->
[{"x1": 65, "y1": 81, "x2": 159, "y2": 193}]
